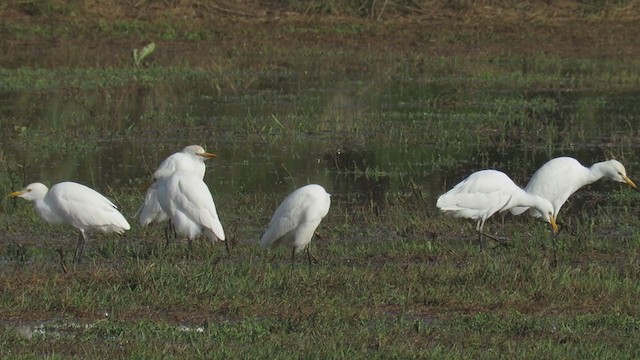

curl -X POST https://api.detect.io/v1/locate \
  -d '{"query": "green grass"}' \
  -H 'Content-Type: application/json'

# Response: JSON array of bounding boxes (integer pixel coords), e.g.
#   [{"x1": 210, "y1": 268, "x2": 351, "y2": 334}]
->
[
  {"x1": 2, "y1": 8, "x2": 640, "y2": 356},
  {"x1": 1, "y1": 186, "x2": 640, "y2": 357}
]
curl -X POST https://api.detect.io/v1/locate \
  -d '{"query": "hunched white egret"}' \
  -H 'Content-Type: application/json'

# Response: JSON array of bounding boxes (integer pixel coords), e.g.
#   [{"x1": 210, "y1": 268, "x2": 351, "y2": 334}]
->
[
  {"x1": 260, "y1": 184, "x2": 331, "y2": 269},
  {"x1": 511, "y1": 157, "x2": 637, "y2": 220},
  {"x1": 437, "y1": 169, "x2": 558, "y2": 245},
  {"x1": 154, "y1": 168, "x2": 225, "y2": 252},
  {"x1": 138, "y1": 145, "x2": 216, "y2": 228},
  {"x1": 9, "y1": 182, "x2": 131, "y2": 262}
]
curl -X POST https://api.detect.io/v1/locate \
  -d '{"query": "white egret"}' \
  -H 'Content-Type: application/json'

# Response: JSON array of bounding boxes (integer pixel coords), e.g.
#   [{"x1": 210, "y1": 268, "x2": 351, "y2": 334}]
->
[
  {"x1": 511, "y1": 157, "x2": 637, "y2": 220},
  {"x1": 138, "y1": 145, "x2": 216, "y2": 227},
  {"x1": 437, "y1": 169, "x2": 559, "y2": 245},
  {"x1": 155, "y1": 168, "x2": 225, "y2": 251},
  {"x1": 8, "y1": 182, "x2": 131, "y2": 262},
  {"x1": 260, "y1": 184, "x2": 331, "y2": 269}
]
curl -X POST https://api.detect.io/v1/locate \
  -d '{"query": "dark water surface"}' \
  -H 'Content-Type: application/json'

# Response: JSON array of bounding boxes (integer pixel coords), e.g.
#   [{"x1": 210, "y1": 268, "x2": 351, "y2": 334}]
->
[{"x1": 1, "y1": 67, "x2": 639, "y2": 213}]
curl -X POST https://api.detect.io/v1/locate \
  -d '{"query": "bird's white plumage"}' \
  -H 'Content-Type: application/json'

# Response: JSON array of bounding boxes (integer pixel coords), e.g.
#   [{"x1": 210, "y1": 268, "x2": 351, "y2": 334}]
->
[
  {"x1": 9, "y1": 181, "x2": 131, "y2": 260},
  {"x1": 138, "y1": 145, "x2": 214, "y2": 226},
  {"x1": 437, "y1": 169, "x2": 557, "y2": 233},
  {"x1": 10, "y1": 182, "x2": 130, "y2": 235},
  {"x1": 156, "y1": 169, "x2": 225, "y2": 243},
  {"x1": 511, "y1": 157, "x2": 637, "y2": 218},
  {"x1": 260, "y1": 184, "x2": 331, "y2": 253}
]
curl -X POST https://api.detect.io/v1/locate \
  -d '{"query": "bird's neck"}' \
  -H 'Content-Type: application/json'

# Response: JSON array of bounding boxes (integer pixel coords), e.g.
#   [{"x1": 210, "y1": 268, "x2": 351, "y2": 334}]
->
[
  {"x1": 521, "y1": 194, "x2": 546, "y2": 211},
  {"x1": 34, "y1": 199, "x2": 63, "y2": 224},
  {"x1": 587, "y1": 162, "x2": 610, "y2": 184},
  {"x1": 530, "y1": 195, "x2": 551, "y2": 216},
  {"x1": 507, "y1": 191, "x2": 551, "y2": 217}
]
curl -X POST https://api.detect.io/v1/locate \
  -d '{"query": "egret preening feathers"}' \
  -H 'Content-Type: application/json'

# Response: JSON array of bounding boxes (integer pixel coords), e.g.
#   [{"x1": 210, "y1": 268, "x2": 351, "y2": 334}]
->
[
  {"x1": 260, "y1": 184, "x2": 331, "y2": 269},
  {"x1": 511, "y1": 157, "x2": 637, "y2": 219},
  {"x1": 8, "y1": 182, "x2": 131, "y2": 262},
  {"x1": 437, "y1": 170, "x2": 558, "y2": 244}
]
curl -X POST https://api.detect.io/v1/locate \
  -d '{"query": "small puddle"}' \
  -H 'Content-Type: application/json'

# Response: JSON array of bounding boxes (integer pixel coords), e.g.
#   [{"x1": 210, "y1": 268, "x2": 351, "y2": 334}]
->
[{"x1": 13, "y1": 320, "x2": 93, "y2": 340}]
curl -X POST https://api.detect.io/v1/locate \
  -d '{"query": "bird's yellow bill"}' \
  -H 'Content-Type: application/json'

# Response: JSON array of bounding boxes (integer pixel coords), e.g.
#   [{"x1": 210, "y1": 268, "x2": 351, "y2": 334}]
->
[
  {"x1": 197, "y1": 151, "x2": 217, "y2": 159},
  {"x1": 7, "y1": 190, "x2": 23, "y2": 198},
  {"x1": 549, "y1": 216, "x2": 559, "y2": 234},
  {"x1": 623, "y1": 175, "x2": 637, "y2": 189}
]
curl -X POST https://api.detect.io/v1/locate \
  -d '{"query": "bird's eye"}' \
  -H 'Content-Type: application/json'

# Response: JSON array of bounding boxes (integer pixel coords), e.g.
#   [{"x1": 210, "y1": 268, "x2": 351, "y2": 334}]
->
[{"x1": 26, "y1": 189, "x2": 32, "y2": 192}]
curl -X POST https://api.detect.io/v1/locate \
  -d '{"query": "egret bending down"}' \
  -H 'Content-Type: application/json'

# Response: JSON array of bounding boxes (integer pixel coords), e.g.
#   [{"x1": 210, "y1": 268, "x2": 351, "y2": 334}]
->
[
  {"x1": 260, "y1": 184, "x2": 331, "y2": 268},
  {"x1": 138, "y1": 145, "x2": 217, "y2": 228},
  {"x1": 155, "y1": 168, "x2": 225, "y2": 251},
  {"x1": 511, "y1": 157, "x2": 637, "y2": 220},
  {"x1": 9, "y1": 182, "x2": 131, "y2": 262},
  {"x1": 437, "y1": 170, "x2": 558, "y2": 244}
]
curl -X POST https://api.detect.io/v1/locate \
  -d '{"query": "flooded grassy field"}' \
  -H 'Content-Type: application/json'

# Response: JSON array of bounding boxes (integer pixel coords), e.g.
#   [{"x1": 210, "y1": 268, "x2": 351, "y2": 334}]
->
[{"x1": 2, "y1": 2, "x2": 640, "y2": 358}]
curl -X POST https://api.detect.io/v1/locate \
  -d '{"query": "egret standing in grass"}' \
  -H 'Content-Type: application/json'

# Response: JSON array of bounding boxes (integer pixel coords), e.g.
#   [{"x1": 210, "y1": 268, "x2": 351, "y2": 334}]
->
[
  {"x1": 511, "y1": 157, "x2": 637, "y2": 221},
  {"x1": 138, "y1": 145, "x2": 216, "y2": 242},
  {"x1": 437, "y1": 169, "x2": 558, "y2": 245},
  {"x1": 260, "y1": 184, "x2": 331, "y2": 269},
  {"x1": 8, "y1": 182, "x2": 131, "y2": 262},
  {"x1": 139, "y1": 145, "x2": 216, "y2": 225},
  {"x1": 154, "y1": 168, "x2": 225, "y2": 252}
]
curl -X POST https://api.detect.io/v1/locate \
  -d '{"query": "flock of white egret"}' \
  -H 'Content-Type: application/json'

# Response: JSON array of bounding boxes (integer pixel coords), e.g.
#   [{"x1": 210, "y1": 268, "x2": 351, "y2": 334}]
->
[
  {"x1": 7, "y1": 145, "x2": 636, "y2": 265},
  {"x1": 9, "y1": 145, "x2": 331, "y2": 264},
  {"x1": 437, "y1": 157, "x2": 636, "y2": 245}
]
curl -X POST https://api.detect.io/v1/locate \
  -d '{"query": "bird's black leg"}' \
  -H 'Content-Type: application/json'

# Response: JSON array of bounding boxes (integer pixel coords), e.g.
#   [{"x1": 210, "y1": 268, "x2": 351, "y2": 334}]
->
[
  {"x1": 56, "y1": 248, "x2": 68, "y2": 274},
  {"x1": 164, "y1": 223, "x2": 171, "y2": 248},
  {"x1": 164, "y1": 221, "x2": 177, "y2": 249},
  {"x1": 476, "y1": 220, "x2": 484, "y2": 249},
  {"x1": 306, "y1": 246, "x2": 319, "y2": 265},
  {"x1": 74, "y1": 232, "x2": 86, "y2": 263},
  {"x1": 290, "y1": 247, "x2": 296, "y2": 273}
]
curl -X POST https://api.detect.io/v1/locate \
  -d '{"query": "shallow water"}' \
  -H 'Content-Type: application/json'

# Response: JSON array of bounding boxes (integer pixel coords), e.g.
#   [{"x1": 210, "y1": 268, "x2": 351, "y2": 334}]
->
[{"x1": 1, "y1": 66, "x2": 639, "y2": 212}]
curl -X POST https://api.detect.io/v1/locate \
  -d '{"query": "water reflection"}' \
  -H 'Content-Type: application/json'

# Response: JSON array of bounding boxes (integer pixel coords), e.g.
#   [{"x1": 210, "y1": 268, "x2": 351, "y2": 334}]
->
[
  {"x1": 326, "y1": 148, "x2": 391, "y2": 211},
  {"x1": 1, "y1": 72, "x2": 639, "y2": 214}
]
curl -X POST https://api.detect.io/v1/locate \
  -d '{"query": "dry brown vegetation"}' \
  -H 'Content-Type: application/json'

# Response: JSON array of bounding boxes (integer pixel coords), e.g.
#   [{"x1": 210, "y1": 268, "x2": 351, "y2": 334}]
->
[{"x1": 3, "y1": 0, "x2": 640, "y2": 62}]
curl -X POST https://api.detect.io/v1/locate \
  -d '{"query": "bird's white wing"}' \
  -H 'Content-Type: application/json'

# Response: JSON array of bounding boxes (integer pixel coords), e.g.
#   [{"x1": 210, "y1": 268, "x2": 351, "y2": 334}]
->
[
  {"x1": 48, "y1": 182, "x2": 131, "y2": 233},
  {"x1": 199, "y1": 208, "x2": 225, "y2": 242},
  {"x1": 137, "y1": 184, "x2": 169, "y2": 226},
  {"x1": 260, "y1": 190, "x2": 317, "y2": 248},
  {"x1": 155, "y1": 153, "x2": 182, "y2": 173},
  {"x1": 437, "y1": 171, "x2": 519, "y2": 220},
  {"x1": 174, "y1": 177, "x2": 225, "y2": 241}
]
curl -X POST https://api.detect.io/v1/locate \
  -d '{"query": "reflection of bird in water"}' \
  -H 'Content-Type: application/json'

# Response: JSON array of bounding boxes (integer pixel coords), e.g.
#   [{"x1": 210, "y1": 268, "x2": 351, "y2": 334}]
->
[
  {"x1": 9, "y1": 181, "x2": 130, "y2": 262},
  {"x1": 138, "y1": 145, "x2": 216, "y2": 243},
  {"x1": 511, "y1": 157, "x2": 637, "y2": 221},
  {"x1": 437, "y1": 169, "x2": 558, "y2": 246},
  {"x1": 260, "y1": 184, "x2": 331, "y2": 270}
]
